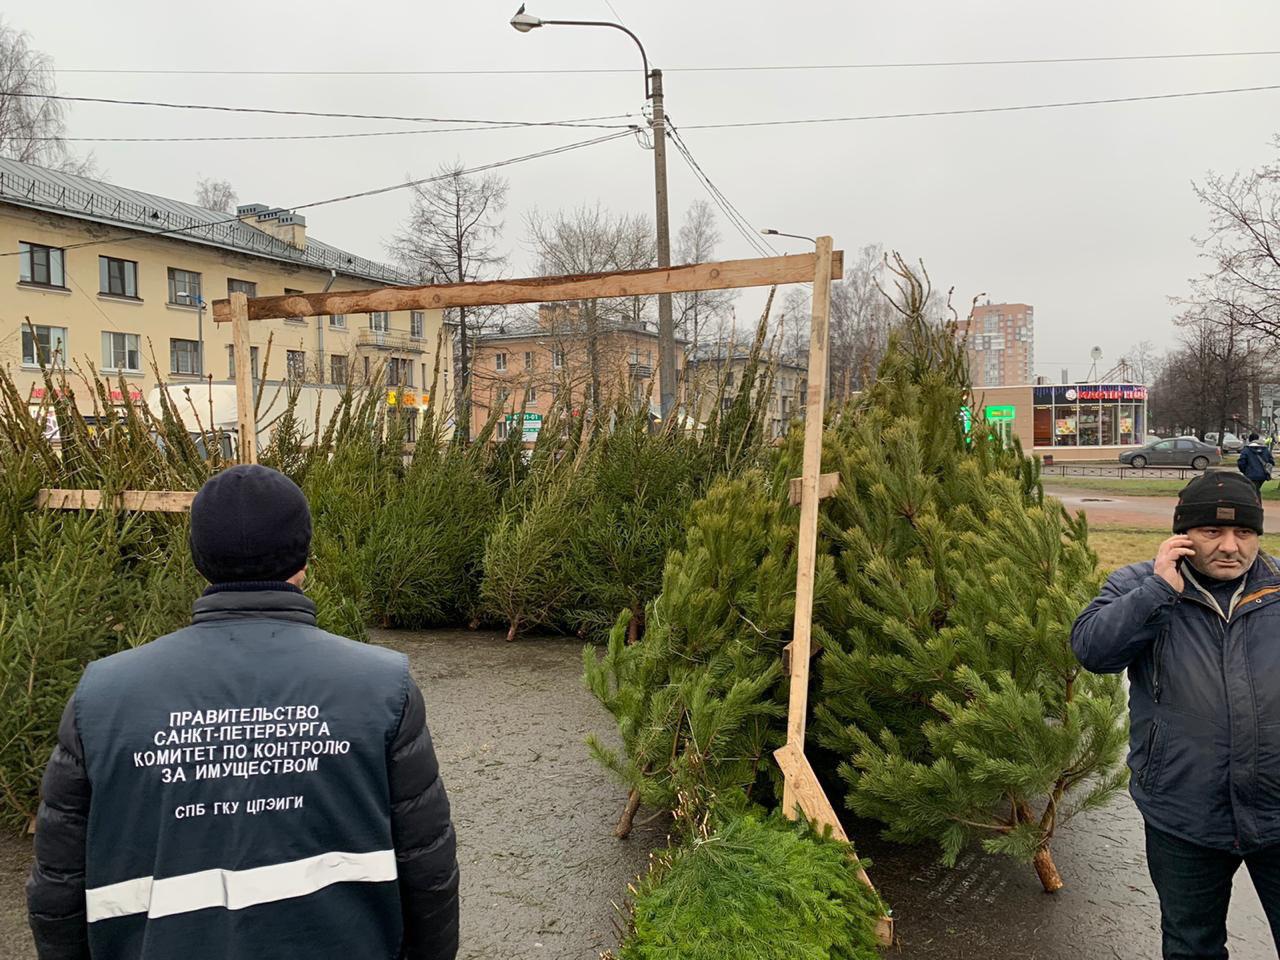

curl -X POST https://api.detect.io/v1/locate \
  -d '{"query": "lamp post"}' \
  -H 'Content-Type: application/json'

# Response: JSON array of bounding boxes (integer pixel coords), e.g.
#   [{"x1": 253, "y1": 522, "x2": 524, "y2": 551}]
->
[
  {"x1": 511, "y1": 6, "x2": 676, "y2": 421},
  {"x1": 175, "y1": 291, "x2": 206, "y2": 376}
]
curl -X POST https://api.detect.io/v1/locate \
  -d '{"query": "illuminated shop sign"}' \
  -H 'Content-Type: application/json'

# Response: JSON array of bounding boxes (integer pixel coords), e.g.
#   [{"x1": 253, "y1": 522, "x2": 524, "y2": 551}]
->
[{"x1": 1033, "y1": 384, "x2": 1147, "y2": 405}]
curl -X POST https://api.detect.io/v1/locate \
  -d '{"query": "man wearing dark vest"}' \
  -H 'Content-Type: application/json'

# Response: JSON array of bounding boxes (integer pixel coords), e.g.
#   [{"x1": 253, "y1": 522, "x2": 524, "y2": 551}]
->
[{"x1": 26, "y1": 465, "x2": 460, "y2": 959}]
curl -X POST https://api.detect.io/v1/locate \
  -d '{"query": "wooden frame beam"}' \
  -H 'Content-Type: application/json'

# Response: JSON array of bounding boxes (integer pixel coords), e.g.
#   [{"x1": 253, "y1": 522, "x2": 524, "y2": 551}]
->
[
  {"x1": 210, "y1": 251, "x2": 844, "y2": 323},
  {"x1": 37, "y1": 489, "x2": 196, "y2": 512}
]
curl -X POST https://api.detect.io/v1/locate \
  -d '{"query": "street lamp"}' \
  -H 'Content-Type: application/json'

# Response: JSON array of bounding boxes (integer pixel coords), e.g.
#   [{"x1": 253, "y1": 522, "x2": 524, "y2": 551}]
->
[
  {"x1": 175, "y1": 290, "x2": 206, "y2": 376},
  {"x1": 762, "y1": 228, "x2": 817, "y2": 244},
  {"x1": 510, "y1": 5, "x2": 675, "y2": 420}
]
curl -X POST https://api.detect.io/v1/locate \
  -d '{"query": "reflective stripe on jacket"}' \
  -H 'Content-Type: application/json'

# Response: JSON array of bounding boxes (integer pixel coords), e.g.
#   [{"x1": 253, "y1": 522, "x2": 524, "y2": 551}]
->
[
  {"x1": 26, "y1": 587, "x2": 459, "y2": 960},
  {"x1": 1071, "y1": 554, "x2": 1280, "y2": 851}
]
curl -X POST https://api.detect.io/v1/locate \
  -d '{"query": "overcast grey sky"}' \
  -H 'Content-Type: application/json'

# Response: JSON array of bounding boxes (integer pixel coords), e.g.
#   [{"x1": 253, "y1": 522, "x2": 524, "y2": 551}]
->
[{"x1": 12, "y1": 0, "x2": 1280, "y2": 380}]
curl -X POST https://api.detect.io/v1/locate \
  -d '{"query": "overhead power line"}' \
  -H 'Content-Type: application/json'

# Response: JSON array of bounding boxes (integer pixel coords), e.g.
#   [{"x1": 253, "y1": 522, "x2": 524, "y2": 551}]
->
[
  {"x1": 37, "y1": 49, "x2": 1280, "y2": 76},
  {"x1": 0, "y1": 91, "x2": 636, "y2": 128},
  {"x1": 680, "y1": 82, "x2": 1280, "y2": 130},
  {"x1": 38, "y1": 121, "x2": 643, "y2": 144},
  {"x1": 0, "y1": 130, "x2": 634, "y2": 258}
]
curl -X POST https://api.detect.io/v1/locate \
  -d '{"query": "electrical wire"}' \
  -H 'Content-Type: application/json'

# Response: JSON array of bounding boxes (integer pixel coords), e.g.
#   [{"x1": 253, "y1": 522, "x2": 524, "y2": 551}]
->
[
  {"x1": 35, "y1": 121, "x2": 643, "y2": 143},
  {"x1": 680, "y1": 82, "x2": 1280, "y2": 130},
  {"x1": 0, "y1": 92, "x2": 637, "y2": 128},
  {"x1": 38, "y1": 49, "x2": 1280, "y2": 76},
  {"x1": 664, "y1": 120, "x2": 776, "y2": 258},
  {"x1": 0, "y1": 129, "x2": 634, "y2": 258}
]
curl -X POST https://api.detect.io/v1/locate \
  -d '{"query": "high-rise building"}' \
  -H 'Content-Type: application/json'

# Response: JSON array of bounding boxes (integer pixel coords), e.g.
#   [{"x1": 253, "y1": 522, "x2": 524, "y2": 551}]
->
[{"x1": 956, "y1": 302, "x2": 1034, "y2": 387}]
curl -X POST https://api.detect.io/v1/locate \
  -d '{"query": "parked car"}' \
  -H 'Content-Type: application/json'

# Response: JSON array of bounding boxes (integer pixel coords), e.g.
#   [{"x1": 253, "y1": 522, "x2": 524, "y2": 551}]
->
[
  {"x1": 1204, "y1": 432, "x2": 1244, "y2": 453},
  {"x1": 1120, "y1": 437, "x2": 1222, "y2": 470}
]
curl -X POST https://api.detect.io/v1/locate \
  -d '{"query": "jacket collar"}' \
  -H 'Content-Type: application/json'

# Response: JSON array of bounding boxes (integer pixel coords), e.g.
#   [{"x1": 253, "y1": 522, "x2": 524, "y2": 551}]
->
[{"x1": 191, "y1": 586, "x2": 317, "y2": 626}]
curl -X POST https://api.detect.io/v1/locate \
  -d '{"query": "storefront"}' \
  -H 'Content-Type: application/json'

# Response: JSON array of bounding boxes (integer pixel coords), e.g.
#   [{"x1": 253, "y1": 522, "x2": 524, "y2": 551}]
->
[{"x1": 974, "y1": 383, "x2": 1148, "y2": 462}]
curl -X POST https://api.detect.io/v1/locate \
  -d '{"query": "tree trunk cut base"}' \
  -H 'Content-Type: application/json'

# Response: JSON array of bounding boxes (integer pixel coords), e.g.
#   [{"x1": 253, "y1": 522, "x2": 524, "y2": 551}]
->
[
  {"x1": 626, "y1": 615, "x2": 641, "y2": 646},
  {"x1": 1033, "y1": 847, "x2": 1064, "y2": 893},
  {"x1": 505, "y1": 620, "x2": 519, "y2": 643},
  {"x1": 614, "y1": 788, "x2": 642, "y2": 839}
]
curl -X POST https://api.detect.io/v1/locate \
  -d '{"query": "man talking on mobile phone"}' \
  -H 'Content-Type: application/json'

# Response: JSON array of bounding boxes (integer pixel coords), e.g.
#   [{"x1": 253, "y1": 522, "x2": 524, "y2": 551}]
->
[{"x1": 1072, "y1": 471, "x2": 1280, "y2": 959}]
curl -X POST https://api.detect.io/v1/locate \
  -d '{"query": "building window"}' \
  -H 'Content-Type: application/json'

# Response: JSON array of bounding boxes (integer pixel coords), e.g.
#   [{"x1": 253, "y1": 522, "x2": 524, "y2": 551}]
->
[
  {"x1": 328, "y1": 314, "x2": 347, "y2": 329},
  {"x1": 330, "y1": 355, "x2": 348, "y2": 385},
  {"x1": 410, "y1": 311, "x2": 425, "y2": 339},
  {"x1": 369, "y1": 312, "x2": 389, "y2": 333},
  {"x1": 364, "y1": 356, "x2": 370, "y2": 381},
  {"x1": 170, "y1": 338, "x2": 200, "y2": 375},
  {"x1": 227, "y1": 344, "x2": 260, "y2": 380},
  {"x1": 495, "y1": 352, "x2": 507, "y2": 372},
  {"x1": 496, "y1": 386, "x2": 510, "y2": 405},
  {"x1": 286, "y1": 350, "x2": 307, "y2": 382},
  {"x1": 496, "y1": 420, "x2": 510, "y2": 441},
  {"x1": 552, "y1": 348, "x2": 565, "y2": 369},
  {"x1": 284, "y1": 289, "x2": 305, "y2": 323},
  {"x1": 524, "y1": 351, "x2": 533, "y2": 371},
  {"x1": 525, "y1": 386, "x2": 537, "y2": 404},
  {"x1": 167, "y1": 268, "x2": 202, "y2": 305},
  {"x1": 101, "y1": 332, "x2": 141, "y2": 372},
  {"x1": 99, "y1": 257, "x2": 139, "y2": 298},
  {"x1": 228, "y1": 278, "x2": 257, "y2": 298},
  {"x1": 19, "y1": 242, "x2": 65, "y2": 287},
  {"x1": 389, "y1": 357, "x2": 414, "y2": 387},
  {"x1": 22, "y1": 325, "x2": 67, "y2": 367}
]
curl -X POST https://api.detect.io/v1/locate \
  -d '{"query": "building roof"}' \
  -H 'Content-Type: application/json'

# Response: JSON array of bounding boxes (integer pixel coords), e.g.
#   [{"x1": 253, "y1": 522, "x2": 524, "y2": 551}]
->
[{"x1": 0, "y1": 156, "x2": 409, "y2": 285}]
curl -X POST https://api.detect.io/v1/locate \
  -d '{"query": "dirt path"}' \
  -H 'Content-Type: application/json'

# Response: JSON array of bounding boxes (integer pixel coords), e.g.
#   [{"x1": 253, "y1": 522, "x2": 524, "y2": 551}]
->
[{"x1": 0, "y1": 629, "x2": 663, "y2": 960}]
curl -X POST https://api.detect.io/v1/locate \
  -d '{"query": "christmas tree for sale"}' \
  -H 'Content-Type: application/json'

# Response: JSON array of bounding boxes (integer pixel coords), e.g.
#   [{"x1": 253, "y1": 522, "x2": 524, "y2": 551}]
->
[
  {"x1": 584, "y1": 471, "x2": 811, "y2": 834},
  {"x1": 811, "y1": 261, "x2": 1128, "y2": 892}
]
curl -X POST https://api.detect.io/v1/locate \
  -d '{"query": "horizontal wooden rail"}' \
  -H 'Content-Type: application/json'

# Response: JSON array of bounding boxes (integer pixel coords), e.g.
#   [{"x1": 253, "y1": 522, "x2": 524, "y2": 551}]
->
[
  {"x1": 37, "y1": 489, "x2": 196, "y2": 512},
  {"x1": 211, "y1": 251, "x2": 844, "y2": 323}
]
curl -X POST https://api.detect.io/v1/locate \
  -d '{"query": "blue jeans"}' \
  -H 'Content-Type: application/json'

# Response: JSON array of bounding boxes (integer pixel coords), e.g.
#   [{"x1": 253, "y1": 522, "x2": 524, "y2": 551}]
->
[{"x1": 1145, "y1": 821, "x2": 1280, "y2": 958}]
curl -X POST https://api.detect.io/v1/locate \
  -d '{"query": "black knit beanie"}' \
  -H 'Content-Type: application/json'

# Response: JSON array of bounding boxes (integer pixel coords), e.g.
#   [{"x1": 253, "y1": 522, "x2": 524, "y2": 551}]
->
[
  {"x1": 1173, "y1": 471, "x2": 1264, "y2": 535},
  {"x1": 189, "y1": 465, "x2": 312, "y2": 583}
]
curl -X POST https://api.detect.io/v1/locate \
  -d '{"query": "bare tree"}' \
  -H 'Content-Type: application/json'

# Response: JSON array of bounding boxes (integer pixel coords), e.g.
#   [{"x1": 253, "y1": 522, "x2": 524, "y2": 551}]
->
[
  {"x1": 673, "y1": 200, "x2": 737, "y2": 355},
  {"x1": 0, "y1": 18, "x2": 94, "y2": 174},
  {"x1": 390, "y1": 161, "x2": 508, "y2": 437},
  {"x1": 194, "y1": 177, "x2": 238, "y2": 213},
  {"x1": 1192, "y1": 140, "x2": 1280, "y2": 343},
  {"x1": 525, "y1": 204, "x2": 655, "y2": 412}
]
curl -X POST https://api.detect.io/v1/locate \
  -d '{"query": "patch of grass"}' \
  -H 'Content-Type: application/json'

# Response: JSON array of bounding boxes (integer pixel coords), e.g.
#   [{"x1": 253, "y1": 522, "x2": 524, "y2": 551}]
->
[
  {"x1": 1088, "y1": 528, "x2": 1169, "y2": 571},
  {"x1": 1047, "y1": 475, "x2": 1280, "y2": 499}
]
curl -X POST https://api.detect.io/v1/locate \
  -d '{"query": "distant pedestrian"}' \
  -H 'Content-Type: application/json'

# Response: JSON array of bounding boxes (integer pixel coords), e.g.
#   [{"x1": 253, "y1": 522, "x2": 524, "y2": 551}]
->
[
  {"x1": 27, "y1": 465, "x2": 459, "y2": 960},
  {"x1": 1239, "y1": 432, "x2": 1275, "y2": 492},
  {"x1": 1072, "y1": 472, "x2": 1280, "y2": 959}
]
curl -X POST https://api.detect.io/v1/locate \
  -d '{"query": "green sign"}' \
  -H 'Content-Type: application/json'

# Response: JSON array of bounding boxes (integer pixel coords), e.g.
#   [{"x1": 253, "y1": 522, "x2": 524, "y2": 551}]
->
[
  {"x1": 505, "y1": 412, "x2": 542, "y2": 441},
  {"x1": 984, "y1": 405, "x2": 1016, "y2": 422}
]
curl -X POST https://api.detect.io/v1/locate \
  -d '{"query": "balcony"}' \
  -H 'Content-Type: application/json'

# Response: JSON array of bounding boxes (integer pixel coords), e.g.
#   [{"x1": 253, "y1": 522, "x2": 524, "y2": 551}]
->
[
  {"x1": 628, "y1": 361, "x2": 654, "y2": 379},
  {"x1": 357, "y1": 330, "x2": 426, "y2": 354}
]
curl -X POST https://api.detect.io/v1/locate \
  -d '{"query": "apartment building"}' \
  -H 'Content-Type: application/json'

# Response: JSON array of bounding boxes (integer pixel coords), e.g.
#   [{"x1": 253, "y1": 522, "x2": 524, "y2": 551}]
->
[
  {"x1": 955, "y1": 301, "x2": 1034, "y2": 388},
  {"x1": 685, "y1": 350, "x2": 807, "y2": 438},
  {"x1": 469, "y1": 304, "x2": 684, "y2": 442},
  {"x1": 0, "y1": 157, "x2": 450, "y2": 426}
]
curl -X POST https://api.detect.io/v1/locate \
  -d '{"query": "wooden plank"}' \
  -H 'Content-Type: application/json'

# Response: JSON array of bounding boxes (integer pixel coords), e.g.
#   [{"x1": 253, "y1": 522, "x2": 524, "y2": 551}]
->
[
  {"x1": 781, "y1": 635, "x2": 822, "y2": 676},
  {"x1": 783, "y1": 237, "x2": 834, "y2": 761},
  {"x1": 774, "y1": 743, "x2": 894, "y2": 946},
  {"x1": 788, "y1": 471, "x2": 840, "y2": 506},
  {"x1": 209, "y1": 251, "x2": 845, "y2": 323},
  {"x1": 37, "y1": 489, "x2": 196, "y2": 512},
  {"x1": 230, "y1": 292, "x2": 256, "y2": 465}
]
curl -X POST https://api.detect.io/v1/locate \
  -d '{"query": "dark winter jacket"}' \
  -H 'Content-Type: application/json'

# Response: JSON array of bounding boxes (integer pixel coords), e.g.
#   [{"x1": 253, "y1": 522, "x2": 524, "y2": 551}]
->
[
  {"x1": 26, "y1": 585, "x2": 459, "y2": 960},
  {"x1": 1238, "y1": 441, "x2": 1275, "y2": 483},
  {"x1": 1071, "y1": 554, "x2": 1280, "y2": 852}
]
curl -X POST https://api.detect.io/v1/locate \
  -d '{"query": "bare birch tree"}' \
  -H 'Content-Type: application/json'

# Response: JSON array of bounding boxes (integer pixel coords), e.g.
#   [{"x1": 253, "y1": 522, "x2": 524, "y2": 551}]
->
[
  {"x1": 390, "y1": 161, "x2": 508, "y2": 437},
  {"x1": 194, "y1": 177, "x2": 238, "y2": 213},
  {"x1": 0, "y1": 18, "x2": 94, "y2": 175},
  {"x1": 673, "y1": 200, "x2": 736, "y2": 354}
]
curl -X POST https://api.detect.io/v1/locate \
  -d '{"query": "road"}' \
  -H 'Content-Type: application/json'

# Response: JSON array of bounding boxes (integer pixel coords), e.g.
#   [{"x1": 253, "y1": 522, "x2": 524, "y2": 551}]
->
[{"x1": 1046, "y1": 484, "x2": 1280, "y2": 533}]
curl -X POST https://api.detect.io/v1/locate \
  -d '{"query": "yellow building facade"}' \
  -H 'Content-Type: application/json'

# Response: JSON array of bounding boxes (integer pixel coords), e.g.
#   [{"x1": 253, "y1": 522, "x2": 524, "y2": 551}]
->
[{"x1": 0, "y1": 158, "x2": 450, "y2": 429}]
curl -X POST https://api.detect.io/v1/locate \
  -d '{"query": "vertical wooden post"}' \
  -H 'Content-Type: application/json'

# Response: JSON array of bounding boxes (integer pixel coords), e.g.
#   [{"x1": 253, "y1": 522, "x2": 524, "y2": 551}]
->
[
  {"x1": 230, "y1": 291, "x2": 256, "y2": 465},
  {"x1": 781, "y1": 236, "x2": 833, "y2": 814}
]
